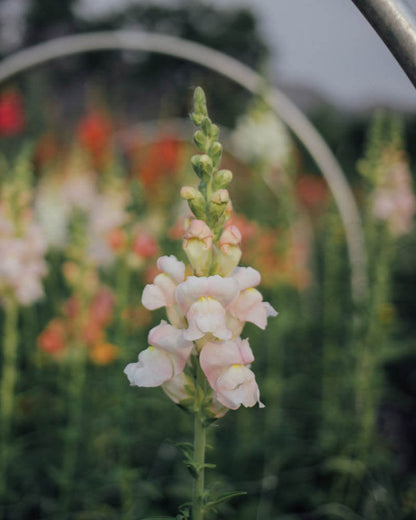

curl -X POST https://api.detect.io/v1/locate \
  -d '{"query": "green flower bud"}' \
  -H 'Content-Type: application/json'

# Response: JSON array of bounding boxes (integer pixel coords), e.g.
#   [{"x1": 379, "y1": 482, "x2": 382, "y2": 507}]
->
[
  {"x1": 191, "y1": 154, "x2": 212, "y2": 182},
  {"x1": 180, "y1": 186, "x2": 206, "y2": 219},
  {"x1": 210, "y1": 124, "x2": 219, "y2": 140},
  {"x1": 213, "y1": 169, "x2": 233, "y2": 190},
  {"x1": 209, "y1": 141, "x2": 223, "y2": 168},
  {"x1": 191, "y1": 112, "x2": 203, "y2": 126},
  {"x1": 201, "y1": 117, "x2": 212, "y2": 136},
  {"x1": 193, "y1": 86, "x2": 208, "y2": 116},
  {"x1": 207, "y1": 189, "x2": 229, "y2": 227},
  {"x1": 193, "y1": 130, "x2": 208, "y2": 152}
]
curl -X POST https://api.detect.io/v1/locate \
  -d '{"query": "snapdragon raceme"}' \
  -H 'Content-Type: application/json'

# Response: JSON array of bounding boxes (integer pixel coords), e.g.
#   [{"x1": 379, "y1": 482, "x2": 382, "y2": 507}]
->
[{"x1": 124, "y1": 87, "x2": 277, "y2": 520}]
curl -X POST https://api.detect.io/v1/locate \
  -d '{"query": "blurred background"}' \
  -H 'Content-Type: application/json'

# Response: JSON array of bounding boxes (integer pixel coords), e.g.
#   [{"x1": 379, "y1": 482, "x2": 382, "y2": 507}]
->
[{"x1": 0, "y1": 1, "x2": 415, "y2": 519}]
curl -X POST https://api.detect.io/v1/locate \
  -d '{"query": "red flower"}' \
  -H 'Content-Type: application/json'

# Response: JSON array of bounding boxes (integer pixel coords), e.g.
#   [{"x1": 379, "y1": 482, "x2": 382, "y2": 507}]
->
[
  {"x1": 0, "y1": 90, "x2": 25, "y2": 136},
  {"x1": 131, "y1": 232, "x2": 159, "y2": 259},
  {"x1": 38, "y1": 319, "x2": 66, "y2": 355},
  {"x1": 77, "y1": 111, "x2": 112, "y2": 167},
  {"x1": 296, "y1": 175, "x2": 329, "y2": 211},
  {"x1": 139, "y1": 136, "x2": 182, "y2": 187}
]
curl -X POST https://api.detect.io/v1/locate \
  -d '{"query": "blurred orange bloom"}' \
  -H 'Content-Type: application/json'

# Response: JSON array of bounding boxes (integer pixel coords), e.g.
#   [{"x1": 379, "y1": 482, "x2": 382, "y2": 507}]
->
[{"x1": 89, "y1": 342, "x2": 119, "y2": 365}]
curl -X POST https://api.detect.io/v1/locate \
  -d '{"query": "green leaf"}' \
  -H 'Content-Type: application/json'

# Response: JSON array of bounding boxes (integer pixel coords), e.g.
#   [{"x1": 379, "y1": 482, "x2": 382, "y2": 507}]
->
[{"x1": 205, "y1": 491, "x2": 247, "y2": 509}]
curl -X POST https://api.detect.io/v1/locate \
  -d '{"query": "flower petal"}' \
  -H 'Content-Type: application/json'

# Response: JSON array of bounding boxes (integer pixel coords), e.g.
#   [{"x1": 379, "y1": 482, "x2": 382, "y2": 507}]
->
[
  {"x1": 124, "y1": 347, "x2": 173, "y2": 387},
  {"x1": 157, "y1": 255, "x2": 186, "y2": 283}
]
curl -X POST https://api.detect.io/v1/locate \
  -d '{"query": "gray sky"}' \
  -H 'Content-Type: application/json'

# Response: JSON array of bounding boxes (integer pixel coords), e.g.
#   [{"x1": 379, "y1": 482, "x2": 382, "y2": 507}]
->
[
  {"x1": 78, "y1": 0, "x2": 416, "y2": 111},
  {"x1": 2, "y1": 0, "x2": 415, "y2": 111}
]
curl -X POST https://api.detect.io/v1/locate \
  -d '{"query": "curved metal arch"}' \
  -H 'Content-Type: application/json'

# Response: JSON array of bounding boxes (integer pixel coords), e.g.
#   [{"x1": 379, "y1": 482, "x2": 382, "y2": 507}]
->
[{"x1": 0, "y1": 30, "x2": 367, "y2": 302}]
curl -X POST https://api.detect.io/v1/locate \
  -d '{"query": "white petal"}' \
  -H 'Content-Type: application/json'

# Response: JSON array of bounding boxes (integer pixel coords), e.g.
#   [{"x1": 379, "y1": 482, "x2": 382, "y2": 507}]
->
[
  {"x1": 157, "y1": 255, "x2": 186, "y2": 283},
  {"x1": 124, "y1": 347, "x2": 173, "y2": 387},
  {"x1": 232, "y1": 267, "x2": 261, "y2": 290}
]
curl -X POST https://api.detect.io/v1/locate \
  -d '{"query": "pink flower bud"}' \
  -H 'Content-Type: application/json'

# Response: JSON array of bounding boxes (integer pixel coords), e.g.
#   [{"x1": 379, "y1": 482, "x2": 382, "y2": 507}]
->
[
  {"x1": 216, "y1": 225, "x2": 242, "y2": 276},
  {"x1": 183, "y1": 219, "x2": 213, "y2": 276}
]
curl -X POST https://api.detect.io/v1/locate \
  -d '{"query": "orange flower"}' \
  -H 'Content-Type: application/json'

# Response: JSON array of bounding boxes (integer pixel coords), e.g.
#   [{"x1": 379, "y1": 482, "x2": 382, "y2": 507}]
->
[{"x1": 90, "y1": 342, "x2": 119, "y2": 365}]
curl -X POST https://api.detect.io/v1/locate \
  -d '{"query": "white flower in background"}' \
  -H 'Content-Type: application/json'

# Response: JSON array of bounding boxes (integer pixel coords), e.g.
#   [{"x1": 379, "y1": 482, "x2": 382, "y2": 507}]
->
[
  {"x1": 231, "y1": 108, "x2": 292, "y2": 169},
  {"x1": 0, "y1": 208, "x2": 47, "y2": 306},
  {"x1": 35, "y1": 178, "x2": 69, "y2": 248},
  {"x1": 372, "y1": 159, "x2": 416, "y2": 236},
  {"x1": 88, "y1": 190, "x2": 129, "y2": 266}
]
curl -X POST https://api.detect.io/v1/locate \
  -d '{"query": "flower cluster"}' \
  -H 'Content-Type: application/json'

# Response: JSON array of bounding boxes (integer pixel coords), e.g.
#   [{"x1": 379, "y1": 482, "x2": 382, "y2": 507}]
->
[
  {"x1": 38, "y1": 285, "x2": 118, "y2": 365},
  {"x1": 124, "y1": 88, "x2": 277, "y2": 417},
  {"x1": 0, "y1": 158, "x2": 47, "y2": 306}
]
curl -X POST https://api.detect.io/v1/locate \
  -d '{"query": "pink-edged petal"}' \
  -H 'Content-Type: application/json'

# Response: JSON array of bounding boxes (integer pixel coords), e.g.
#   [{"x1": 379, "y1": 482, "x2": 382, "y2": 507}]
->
[
  {"x1": 148, "y1": 320, "x2": 194, "y2": 374},
  {"x1": 200, "y1": 338, "x2": 254, "y2": 389},
  {"x1": 162, "y1": 372, "x2": 193, "y2": 404},
  {"x1": 157, "y1": 255, "x2": 186, "y2": 283},
  {"x1": 184, "y1": 297, "x2": 231, "y2": 341},
  {"x1": 141, "y1": 274, "x2": 178, "y2": 309},
  {"x1": 215, "y1": 365, "x2": 263, "y2": 410},
  {"x1": 141, "y1": 283, "x2": 166, "y2": 310},
  {"x1": 124, "y1": 347, "x2": 173, "y2": 387},
  {"x1": 232, "y1": 266, "x2": 261, "y2": 291},
  {"x1": 176, "y1": 276, "x2": 208, "y2": 313},
  {"x1": 229, "y1": 288, "x2": 262, "y2": 321},
  {"x1": 206, "y1": 275, "x2": 239, "y2": 307}
]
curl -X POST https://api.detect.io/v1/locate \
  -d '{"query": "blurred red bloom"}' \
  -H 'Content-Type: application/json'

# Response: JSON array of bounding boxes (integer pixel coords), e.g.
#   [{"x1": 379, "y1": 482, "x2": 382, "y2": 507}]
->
[
  {"x1": 131, "y1": 232, "x2": 159, "y2": 259},
  {"x1": 0, "y1": 90, "x2": 25, "y2": 136},
  {"x1": 77, "y1": 111, "x2": 112, "y2": 167},
  {"x1": 296, "y1": 175, "x2": 329, "y2": 211},
  {"x1": 38, "y1": 319, "x2": 66, "y2": 355},
  {"x1": 139, "y1": 136, "x2": 182, "y2": 187}
]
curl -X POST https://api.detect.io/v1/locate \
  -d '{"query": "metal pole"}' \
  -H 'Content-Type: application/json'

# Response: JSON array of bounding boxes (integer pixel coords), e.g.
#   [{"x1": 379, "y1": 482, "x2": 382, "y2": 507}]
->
[
  {"x1": 0, "y1": 31, "x2": 368, "y2": 302},
  {"x1": 351, "y1": 0, "x2": 416, "y2": 89}
]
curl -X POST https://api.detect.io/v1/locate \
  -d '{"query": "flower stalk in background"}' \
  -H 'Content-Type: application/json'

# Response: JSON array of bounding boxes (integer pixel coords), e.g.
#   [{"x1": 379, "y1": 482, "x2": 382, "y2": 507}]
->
[
  {"x1": 124, "y1": 87, "x2": 277, "y2": 519},
  {"x1": 0, "y1": 152, "x2": 47, "y2": 502}
]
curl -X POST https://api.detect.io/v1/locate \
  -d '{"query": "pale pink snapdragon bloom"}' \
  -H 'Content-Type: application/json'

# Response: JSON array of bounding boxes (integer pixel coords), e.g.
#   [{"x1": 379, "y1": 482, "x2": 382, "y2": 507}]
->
[
  {"x1": 200, "y1": 337, "x2": 264, "y2": 410},
  {"x1": 228, "y1": 267, "x2": 278, "y2": 335},
  {"x1": 176, "y1": 275, "x2": 239, "y2": 341},
  {"x1": 142, "y1": 255, "x2": 186, "y2": 328},
  {"x1": 124, "y1": 320, "x2": 193, "y2": 387}
]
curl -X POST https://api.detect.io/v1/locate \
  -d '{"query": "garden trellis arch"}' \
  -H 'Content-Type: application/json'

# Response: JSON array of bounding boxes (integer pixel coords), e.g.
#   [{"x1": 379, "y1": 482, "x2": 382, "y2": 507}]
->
[{"x1": 0, "y1": 30, "x2": 367, "y2": 303}]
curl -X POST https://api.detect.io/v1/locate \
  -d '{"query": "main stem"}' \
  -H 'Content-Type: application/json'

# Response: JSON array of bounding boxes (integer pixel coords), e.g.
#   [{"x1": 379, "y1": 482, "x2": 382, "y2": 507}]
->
[
  {"x1": 0, "y1": 297, "x2": 19, "y2": 502},
  {"x1": 192, "y1": 365, "x2": 207, "y2": 520}
]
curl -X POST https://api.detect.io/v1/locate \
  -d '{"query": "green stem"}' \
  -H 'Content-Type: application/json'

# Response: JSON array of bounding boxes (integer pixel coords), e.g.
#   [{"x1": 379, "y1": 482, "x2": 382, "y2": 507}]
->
[
  {"x1": 115, "y1": 258, "x2": 131, "y2": 346},
  {"x1": 192, "y1": 365, "x2": 207, "y2": 520},
  {"x1": 58, "y1": 349, "x2": 87, "y2": 519},
  {"x1": 0, "y1": 297, "x2": 19, "y2": 502}
]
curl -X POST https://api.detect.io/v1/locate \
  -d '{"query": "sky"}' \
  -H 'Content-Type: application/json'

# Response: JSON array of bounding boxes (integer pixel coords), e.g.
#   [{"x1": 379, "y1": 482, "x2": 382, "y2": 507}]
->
[
  {"x1": 76, "y1": 0, "x2": 416, "y2": 111},
  {"x1": 1, "y1": 0, "x2": 415, "y2": 111}
]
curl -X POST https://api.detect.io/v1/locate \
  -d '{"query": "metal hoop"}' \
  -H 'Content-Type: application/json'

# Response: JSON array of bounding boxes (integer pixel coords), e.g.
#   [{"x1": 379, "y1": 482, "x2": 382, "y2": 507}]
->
[{"x1": 0, "y1": 30, "x2": 367, "y2": 302}]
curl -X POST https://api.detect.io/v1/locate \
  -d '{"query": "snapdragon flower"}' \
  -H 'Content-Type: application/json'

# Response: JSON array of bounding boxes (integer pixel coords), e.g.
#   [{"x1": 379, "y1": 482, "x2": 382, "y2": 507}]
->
[
  {"x1": 124, "y1": 86, "x2": 279, "y2": 520},
  {"x1": 125, "y1": 88, "x2": 277, "y2": 416}
]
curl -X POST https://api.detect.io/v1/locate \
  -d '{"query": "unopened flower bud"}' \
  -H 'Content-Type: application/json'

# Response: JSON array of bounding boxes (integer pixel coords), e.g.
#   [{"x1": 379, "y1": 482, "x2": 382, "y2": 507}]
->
[
  {"x1": 180, "y1": 186, "x2": 199, "y2": 200},
  {"x1": 211, "y1": 189, "x2": 229, "y2": 205},
  {"x1": 209, "y1": 141, "x2": 223, "y2": 168},
  {"x1": 180, "y1": 186, "x2": 206, "y2": 220},
  {"x1": 193, "y1": 130, "x2": 208, "y2": 152},
  {"x1": 213, "y1": 169, "x2": 233, "y2": 190},
  {"x1": 193, "y1": 86, "x2": 208, "y2": 116},
  {"x1": 183, "y1": 219, "x2": 213, "y2": 275},
  {"x1": 216, "y1": 225, "x2": 242, "y2": 276}
]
